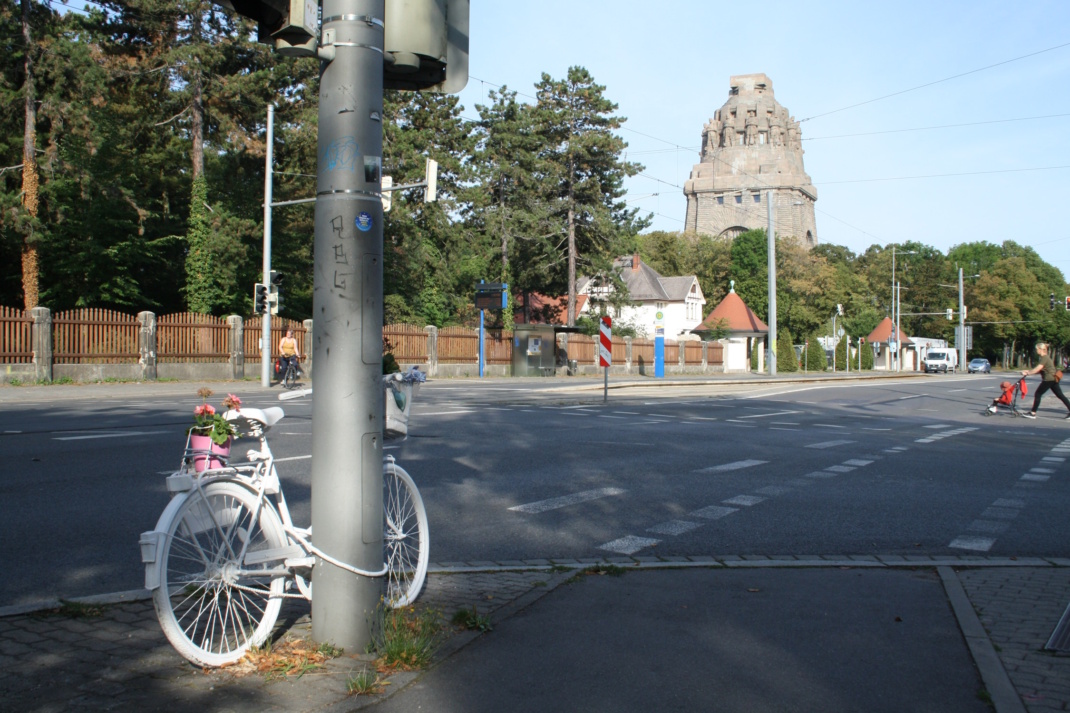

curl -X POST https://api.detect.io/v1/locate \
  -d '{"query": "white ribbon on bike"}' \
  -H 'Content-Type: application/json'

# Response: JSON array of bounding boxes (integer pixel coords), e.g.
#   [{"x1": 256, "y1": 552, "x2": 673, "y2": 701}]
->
[{"x1": 304, "y1": 542, "x2": 388, "y2": 578}]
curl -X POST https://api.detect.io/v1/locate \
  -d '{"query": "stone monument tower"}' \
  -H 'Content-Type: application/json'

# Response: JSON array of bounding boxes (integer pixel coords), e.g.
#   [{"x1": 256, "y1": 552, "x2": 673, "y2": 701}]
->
[{"x1": 683, "y1": 74, "x2": 818, "y2": 246}]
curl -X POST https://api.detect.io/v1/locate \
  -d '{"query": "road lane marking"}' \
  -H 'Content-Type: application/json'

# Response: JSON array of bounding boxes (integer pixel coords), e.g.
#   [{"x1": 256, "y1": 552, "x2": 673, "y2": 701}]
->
[
  {"x1": 898, "y1": 394, "x2": 923, "y2": 400},
  {"x1": 697, "y1": 459, "x2": 767, "y2": 473},
  {"x1": 509, "y1": 487, "x2": 626, "y2": 514},
  {"x1": 949, "y1": 536, "x2": 995, "y2": 552},
  {"x1": 1020, "y1": 474, "x2": 1049, "y2": 482},
  {"x1": 814, "y1": 424, "x2": 847, "y2": 429},
  {"x1": 843, "y1": 459, "x2": 874, "y2": 467},
  {"x1": 824, "y1": 465, "x2": 856, "y2": 473},
  {"x1": 690, "y1": 505, "x2": 738, "y2": 519},
  {"x1": 723, "y1": 495, "x2": 765, "y2": 507},
  {"x1": 647, "y1": 520, "x2": 703, "y2": 536},
  {"x1": 806, "y1": 439, "x2": 855, "y2": 449},
  {"x1": 737, "y1": 410, "x2": 802, "y2": 420},
  {"x1": 599, "y1": 535, "x2": 659, "y2": 555},
  {"x1": 54, "y1": 430, "x2": 168, "y2": 441},
  {"x1": 924, "y1": 424, "x2": 952, "y2": 429}
]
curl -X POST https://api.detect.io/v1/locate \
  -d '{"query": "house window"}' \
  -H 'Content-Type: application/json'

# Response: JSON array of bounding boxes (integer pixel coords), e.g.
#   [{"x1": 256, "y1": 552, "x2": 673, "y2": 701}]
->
[
  {"x1": 717, "y1": 196, "x2": 724, "y2": 205},
  {"x1": 753, "y1": 194, "x2": 760, "y2": 203},
  {"x1": 735, "y1": 195, "x2": 742, "y2": 204},
  {"x1": 656, "y1": 302, "x2": 665, "y2": 310}
]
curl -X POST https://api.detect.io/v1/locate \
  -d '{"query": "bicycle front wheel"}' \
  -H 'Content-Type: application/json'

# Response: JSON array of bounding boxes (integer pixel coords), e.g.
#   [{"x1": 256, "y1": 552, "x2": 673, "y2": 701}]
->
[
  {"x1": 284, "y1": 366, "x2": 297, "y2": 390},
  {"x1": 383, "y1": 462, "x2": 429, "y2": 607},
  {"x1": 153, "y1": 481, "x2": 288, "y2": 667}
]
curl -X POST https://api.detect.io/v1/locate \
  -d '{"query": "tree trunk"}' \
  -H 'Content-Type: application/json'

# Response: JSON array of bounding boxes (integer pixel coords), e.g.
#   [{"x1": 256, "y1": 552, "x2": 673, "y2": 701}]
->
[
  {"x1": 499, "y1": 172, "x2": 507, "y2": 278},
  {"x1": 189, "y1": 8, "x2": 204, "y2": 180},
  {"x1": 20, "y1": 0, "x2": 39, "y2": 310}
]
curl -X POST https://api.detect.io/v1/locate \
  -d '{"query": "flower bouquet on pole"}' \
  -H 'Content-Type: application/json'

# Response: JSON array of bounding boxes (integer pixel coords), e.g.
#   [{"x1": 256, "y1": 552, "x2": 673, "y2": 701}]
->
[{"x1": 186, "y1": 388, "x2": 241, "y2": 472}]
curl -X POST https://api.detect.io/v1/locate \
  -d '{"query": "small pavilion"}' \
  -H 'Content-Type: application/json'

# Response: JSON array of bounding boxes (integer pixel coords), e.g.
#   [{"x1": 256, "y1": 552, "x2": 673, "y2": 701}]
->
[
  {"x1": 692, "y1": 282, "x2": 768, "y2": 372},
  {"x1": 866, "y1": 317, "x2": 914, "y2": 371}
]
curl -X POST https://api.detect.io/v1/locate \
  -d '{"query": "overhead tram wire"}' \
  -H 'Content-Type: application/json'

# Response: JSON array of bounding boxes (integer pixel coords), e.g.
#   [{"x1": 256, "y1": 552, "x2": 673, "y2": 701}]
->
[
  {"x1": 819, "y1": 165, "x2": 1070, "y2": 185},
  {"x1": 804, "y1": 113, "x2": 1070, "y2": 141},
  {"x1": 799, "y1": 40, "x2": 1070, "y2": 123}
]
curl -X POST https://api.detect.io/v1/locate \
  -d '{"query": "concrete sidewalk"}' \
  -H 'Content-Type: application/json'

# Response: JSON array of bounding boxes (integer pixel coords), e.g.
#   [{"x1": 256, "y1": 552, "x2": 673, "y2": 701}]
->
[{"x1": 2, "y1": 557, "x2": 1068, "y2": 713}]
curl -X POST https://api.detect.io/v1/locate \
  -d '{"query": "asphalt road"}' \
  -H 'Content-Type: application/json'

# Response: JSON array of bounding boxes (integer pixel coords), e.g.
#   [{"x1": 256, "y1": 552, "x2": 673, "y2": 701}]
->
[{"x1": 2, "y1": 372, "x2": 1068, "y2": 608}]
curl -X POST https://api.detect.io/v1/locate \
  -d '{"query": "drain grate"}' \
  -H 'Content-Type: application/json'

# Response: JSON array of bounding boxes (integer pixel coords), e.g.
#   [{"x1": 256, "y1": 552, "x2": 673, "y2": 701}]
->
[{"x1": 1045, "y1": 601, "x2": 1070, "y2": 653}]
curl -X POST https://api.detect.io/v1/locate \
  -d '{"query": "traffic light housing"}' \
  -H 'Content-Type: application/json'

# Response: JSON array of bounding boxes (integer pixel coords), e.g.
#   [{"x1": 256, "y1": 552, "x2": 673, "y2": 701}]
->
[
  {"x1": 254, "y1": 283, "x2": 268, "y2": 314},
  {"x1": 383, "y1": 0, "x2": 469, "y2": 93},
  {"x1": 946, "y1": 308, "x2": 953, "y2": 320},
  {"x1": 214, "y1": 0, "x2": 318, "y2": 56},
  {"x1": 268, "y1": 271, "x2": 284, "y2": 316}
]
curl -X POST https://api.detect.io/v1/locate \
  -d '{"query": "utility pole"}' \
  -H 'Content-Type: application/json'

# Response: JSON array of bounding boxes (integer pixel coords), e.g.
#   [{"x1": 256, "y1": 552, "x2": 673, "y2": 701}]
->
[
  {"x1": 261, "y1": 103, "x2": 274, "y2": 388},
  {"x1": 766, "y1": 190, "x2": 777, "y2": 375},
  {"x1": 958, "y1": 267, "x2": 966, "y2": 371},
  {"x1": 310, "y1": 2, "x2": 385, "y2": 652}
]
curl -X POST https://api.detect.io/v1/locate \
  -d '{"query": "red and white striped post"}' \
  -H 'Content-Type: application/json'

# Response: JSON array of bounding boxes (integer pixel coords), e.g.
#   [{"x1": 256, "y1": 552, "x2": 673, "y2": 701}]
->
[{"x1": 599, "y1": 316, "x2": 612, "y2": 402}]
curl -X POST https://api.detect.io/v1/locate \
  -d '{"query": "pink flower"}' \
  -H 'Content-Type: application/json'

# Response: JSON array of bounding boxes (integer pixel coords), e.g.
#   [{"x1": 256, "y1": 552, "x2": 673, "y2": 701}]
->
[
  {"x1": 194, "y1": 404, "x2": 216, "y2": 417},
  {"x1": 222, "y1": 393, "x2": 242, "y2": 410}
]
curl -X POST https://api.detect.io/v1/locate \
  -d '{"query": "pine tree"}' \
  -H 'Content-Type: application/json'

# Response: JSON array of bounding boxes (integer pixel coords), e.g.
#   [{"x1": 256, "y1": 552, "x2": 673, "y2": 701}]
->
[
  {"x1": 777, "y1": 328, "x2": 798, "y2": 372},
  {"x1": 529, "y1": 67, "x2": 647, "y2": 326},
  {"x1": 804, "y1": 334, "x2": 827, "y2": 371}
]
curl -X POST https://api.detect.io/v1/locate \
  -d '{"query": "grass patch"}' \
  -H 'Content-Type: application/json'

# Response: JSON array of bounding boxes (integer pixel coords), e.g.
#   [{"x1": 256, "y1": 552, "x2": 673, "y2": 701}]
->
[
  {"x1": 53, "y1": 376, "x2": 75, "y2": 385},
  {"x1": 451, "y1": 606, "x2": 493, "y2": 633},
  {"x1": 235, "y1": 637, "x2": 342, "y2": 680},
  {"x1": 7, "y1": 377, "x2": 22, "y2": 386},
  {"x1": 347, "y1": 666, "x2": 389, "y2": 696},
  {"x1": 371, "y1": 605, "x2": 445, "y2": 671}
]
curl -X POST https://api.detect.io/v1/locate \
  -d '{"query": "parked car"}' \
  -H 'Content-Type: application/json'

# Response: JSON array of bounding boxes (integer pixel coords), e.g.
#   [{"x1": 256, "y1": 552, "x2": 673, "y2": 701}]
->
[{"x1": 967, "y1": 358, "x2": 991, "y2": 374}]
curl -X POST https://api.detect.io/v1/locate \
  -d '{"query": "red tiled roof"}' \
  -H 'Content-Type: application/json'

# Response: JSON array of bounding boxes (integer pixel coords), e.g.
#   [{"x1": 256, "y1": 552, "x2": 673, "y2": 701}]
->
[
  {"x1": 866, "y1": 317, "x2": 912, "y2": 345},
  {"x1": 694, "y1": 290, "x2": 767, "y2": 334}
]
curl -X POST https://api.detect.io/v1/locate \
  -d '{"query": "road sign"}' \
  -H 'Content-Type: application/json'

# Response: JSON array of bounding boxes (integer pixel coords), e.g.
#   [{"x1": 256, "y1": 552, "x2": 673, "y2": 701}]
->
[{"x1": 599, "y1": 317, "x2": 612, "y2": 367}]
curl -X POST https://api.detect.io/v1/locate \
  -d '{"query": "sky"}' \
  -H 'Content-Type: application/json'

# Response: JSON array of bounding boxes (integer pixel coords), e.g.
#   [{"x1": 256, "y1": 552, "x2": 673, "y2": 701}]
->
[{"x1": 453, "y1": 0, "x2": 1070, "y2": 280}]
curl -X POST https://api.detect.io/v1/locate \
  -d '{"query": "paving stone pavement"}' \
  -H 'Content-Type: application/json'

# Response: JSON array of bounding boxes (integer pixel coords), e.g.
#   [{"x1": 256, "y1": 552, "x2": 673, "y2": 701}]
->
[
  {"x1": 1, "y1": 562, "x2": 1068, "y2": 713},
  {"x1": 958, "y1": 567, "x2": 1070, "y2": 713}
]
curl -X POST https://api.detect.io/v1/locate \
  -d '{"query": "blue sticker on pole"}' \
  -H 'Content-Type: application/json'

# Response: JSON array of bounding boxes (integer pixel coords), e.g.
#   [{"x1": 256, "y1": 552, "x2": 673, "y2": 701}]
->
[{"x1": 355, "y1": 212, "x2": 373, "y2": 232}]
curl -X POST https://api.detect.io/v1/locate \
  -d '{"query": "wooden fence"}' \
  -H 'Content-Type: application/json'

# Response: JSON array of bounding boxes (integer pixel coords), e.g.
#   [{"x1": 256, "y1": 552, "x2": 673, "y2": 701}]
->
[
  {"x1": 684, "y1": 340, "x2": 704, "y2": 365},
  {"x1": 0, "y1": 306, "x2": 32, "y2": 363},
  {"x1": 52, "y1": 308, "x2": 139, "y2": 364},
  {"x1": 158, "y1": 313, "x2": 229, "y2": 363},
  {"x1": 436, "y1": 326, "x2": 512, "y2": 364},
  {"x1": 244, "y1": 316, "x2": 308, "y2": 360},
  {"x1": 566, "y1": 334, "x2": 596, "y2": 363},
  {"x1": 384, "y1": 323, "x2": 429, "y2": 364}
]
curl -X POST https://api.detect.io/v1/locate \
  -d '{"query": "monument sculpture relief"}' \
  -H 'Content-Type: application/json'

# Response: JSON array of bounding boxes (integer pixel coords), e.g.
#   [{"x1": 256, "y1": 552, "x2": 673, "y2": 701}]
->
[{"x1": 683, "y1": 74, "x2": 818, "y2": 246}]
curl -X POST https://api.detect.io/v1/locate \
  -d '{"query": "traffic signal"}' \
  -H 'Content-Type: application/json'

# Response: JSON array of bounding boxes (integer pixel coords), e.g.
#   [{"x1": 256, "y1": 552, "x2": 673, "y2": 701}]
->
[
  {"x1": 268, "y1": 271, "x2": 284, "y2": 316},
  {"x1": 836, "y1": 304, "x2": 843, "y2": 315},
  {"x1": 254, "y1": 283, "x2": 268, "y2": 314},
  {"x1": 946, "y1": 308, "x2": 953, "y2": 320},
  {"x1": 383, "y1": 0, "x2": 469, "y2": 93}
]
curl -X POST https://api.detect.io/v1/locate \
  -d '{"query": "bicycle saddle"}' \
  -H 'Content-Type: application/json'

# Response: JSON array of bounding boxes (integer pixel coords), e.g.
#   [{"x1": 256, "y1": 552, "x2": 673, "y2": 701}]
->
[{"x1": 225, "y1": 407, "x2": 284, "y2": 429}]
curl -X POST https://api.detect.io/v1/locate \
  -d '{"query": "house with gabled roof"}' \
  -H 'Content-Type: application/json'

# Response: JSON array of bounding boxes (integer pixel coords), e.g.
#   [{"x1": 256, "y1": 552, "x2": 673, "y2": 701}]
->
[
  {"x1": 577, "y1": 254, "x2": 706, "y2": 338},
  {"x1": 866, "y1": 317, "x2": 915, "y2": 371}
]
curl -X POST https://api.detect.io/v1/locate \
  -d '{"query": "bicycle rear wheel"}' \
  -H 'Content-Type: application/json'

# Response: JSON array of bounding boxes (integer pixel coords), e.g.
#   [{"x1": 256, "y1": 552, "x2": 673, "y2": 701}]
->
[
  {"x1": 383, "y1": 461, "x2": 429, "y2": 607},
  {"x1": 153, "y1": 481, "x2": 288, "y2": 667},
  {"x1": 284, "y1": 365, "x2": 297, "y2": 390}
]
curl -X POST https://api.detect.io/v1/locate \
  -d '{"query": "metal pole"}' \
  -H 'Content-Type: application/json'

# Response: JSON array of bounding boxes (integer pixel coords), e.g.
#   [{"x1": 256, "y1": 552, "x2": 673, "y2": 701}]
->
[
  {"x1": 261, "y1": 103, "x2": 274, "y2": 388},
  {"x1": 958, "y1": 267, "x2": 966, "y2": 371},
  {"x1": 311, "y1": 1, "x2": 384, "y2": 652},
  {"x1": 766, "y1": 190, "x2": 777, "y2": 375},
  {"x1": 603, "y1": 365, "x2": 608, "y2": 403},
  {"x1": 479, "y1": 308, "x2": 484, "y2": 378},
  {"x1": 895, "y1": 282, "x2": 900, "y2": 372},
  {"x1": 891, "y1": 247, "x2": 896, "y2": 373},
  {"x1": 831, "y1": 314, "x2": 836, "y2": 373}
]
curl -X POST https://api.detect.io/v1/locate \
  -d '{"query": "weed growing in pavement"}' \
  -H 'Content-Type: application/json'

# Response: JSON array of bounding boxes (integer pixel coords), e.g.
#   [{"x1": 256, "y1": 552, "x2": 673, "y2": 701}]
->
[
  {"x1": 347, "y1": 666, "x2": 388, "y2": 696},
  {"x1": 7, "y1": 378, "x2": 22, "y2": 386},
  {"x1": 566, "y1": 564, "x2": 629, "y2": 584},
  {"x1": 53, "y1": 376, "x2": 74, "y2": 385},
  {"x1": 451, "y1": 606, "x2": 493, "y2": 633},
  {"x1": 36, "y1": 600, "x2": 106, "y2": 618},
  {"x1": 549, "y1": 564, "x2": 572, "y2": 573},
  {"x1": 371, "y1": 605, "x2": 445, "y2": 671},
  {"x1": 236, "y1": 637, "x2": 342, "y2": 680}
]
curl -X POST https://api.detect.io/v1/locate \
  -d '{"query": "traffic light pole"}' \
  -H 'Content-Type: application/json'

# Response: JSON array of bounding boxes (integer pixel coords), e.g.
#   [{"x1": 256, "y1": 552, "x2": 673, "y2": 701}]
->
[
  {"x1": 311, "y1": 0, "x2": 384, "y2": 651},
  {"x1": 958, "y1": 267, "x2": 965, "y2": 371},
  {"x1": 261, "y1": 103, "x2": 274, "y2": 388}
]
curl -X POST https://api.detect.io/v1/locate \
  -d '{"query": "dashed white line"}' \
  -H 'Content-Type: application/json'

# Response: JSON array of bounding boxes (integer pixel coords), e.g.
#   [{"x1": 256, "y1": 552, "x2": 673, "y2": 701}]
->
[
  {"x1": 647, "y1": 520, "x2": 703, "y2": 536},
  {"x1": 54, "y1": 430, "x2": 168, "y2": 441},
  {"x1": 949, "y1": 536, "x2": 995, "y2": 552},
  {"x1": 599, "y1": 535, "x2": 659, "y2": 555},
  {"x1": 509, "y1": 487, "x2": 626, "y2": 514},
  {"x1": 806, "y1": 439, "x2": 855, "y2": 449},
  {"x1": 697, "y1": 459, "x2": 768, "y2": 473},
  {"x1": 723, "y1": 495, "x2": 765, "y2": 507},
  {"x1": 690, "y1": 505, "x2": 738, "y2": 520}
]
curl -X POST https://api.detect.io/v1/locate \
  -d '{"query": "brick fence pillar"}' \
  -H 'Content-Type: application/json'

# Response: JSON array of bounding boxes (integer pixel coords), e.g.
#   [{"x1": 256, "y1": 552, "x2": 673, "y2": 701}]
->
[
  {"x1": 31, "y1": 306, "x2": 52, "y2": 383},
  {"x1": 137, "y1": 311, "x2": 157, "y2": 381},
  {"x1": 424, "y1": 325, "x2": 438, "y2": 377},
  {"x1": 227, "y1": 315, "x2": 244, "y2": 380}
]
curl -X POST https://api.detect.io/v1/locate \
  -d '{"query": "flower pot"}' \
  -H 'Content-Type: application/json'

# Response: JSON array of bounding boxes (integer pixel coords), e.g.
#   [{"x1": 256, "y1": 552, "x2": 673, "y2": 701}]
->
[{"x1": 189, "y1": 434, "x2": 232, "y2": 473}]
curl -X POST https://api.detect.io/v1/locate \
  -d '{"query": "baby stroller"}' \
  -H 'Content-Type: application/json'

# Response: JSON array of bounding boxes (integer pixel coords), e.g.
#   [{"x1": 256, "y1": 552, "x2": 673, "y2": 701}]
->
[{"x1": 985, "y1": 378, "x2": 1027, "y2": 416}]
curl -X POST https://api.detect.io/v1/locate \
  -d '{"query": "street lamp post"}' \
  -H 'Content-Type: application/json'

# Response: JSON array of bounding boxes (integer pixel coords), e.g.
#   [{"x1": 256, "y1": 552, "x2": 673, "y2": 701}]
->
[{"x1": 940, "y1": 270, "x2": 980, "y2": 370}]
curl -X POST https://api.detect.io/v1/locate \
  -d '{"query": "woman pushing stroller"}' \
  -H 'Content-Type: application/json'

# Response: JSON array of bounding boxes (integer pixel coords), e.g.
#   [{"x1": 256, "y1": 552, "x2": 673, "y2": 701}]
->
[{"x1": 1019, "y1": 342, "x2": 1070, "y2": 420}]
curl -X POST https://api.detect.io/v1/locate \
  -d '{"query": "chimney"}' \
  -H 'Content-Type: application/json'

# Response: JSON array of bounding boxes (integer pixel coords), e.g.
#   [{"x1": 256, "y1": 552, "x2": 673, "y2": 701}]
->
[{"x1": 632, "y1": 253, "x2": 640, "y2": 271}]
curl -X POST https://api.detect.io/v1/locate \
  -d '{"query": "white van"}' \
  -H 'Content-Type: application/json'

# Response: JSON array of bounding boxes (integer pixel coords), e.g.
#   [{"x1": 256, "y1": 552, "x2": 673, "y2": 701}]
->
[{"x1": 923, "y1": 349, "x2": 958, "y2": 373}]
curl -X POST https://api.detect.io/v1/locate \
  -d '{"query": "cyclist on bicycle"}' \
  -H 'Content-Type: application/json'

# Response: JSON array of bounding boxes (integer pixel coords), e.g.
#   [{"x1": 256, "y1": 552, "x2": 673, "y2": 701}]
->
[{"x1": 278, "y1": 329, "x2": 301, "y2": 379}]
